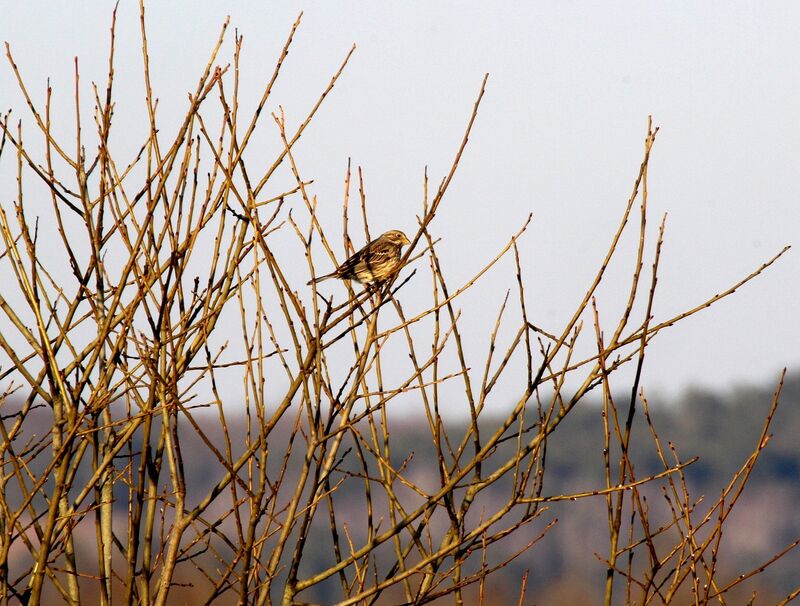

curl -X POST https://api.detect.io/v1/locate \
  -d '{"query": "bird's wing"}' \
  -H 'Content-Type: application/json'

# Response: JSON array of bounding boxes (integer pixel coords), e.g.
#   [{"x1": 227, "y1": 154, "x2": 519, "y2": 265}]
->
[
  {"x1": 335, "y1": 253, "x2": 364, "y2": 276},
  {"x1": 361, "y1": 242, "x2": 395, "y2": 268}
]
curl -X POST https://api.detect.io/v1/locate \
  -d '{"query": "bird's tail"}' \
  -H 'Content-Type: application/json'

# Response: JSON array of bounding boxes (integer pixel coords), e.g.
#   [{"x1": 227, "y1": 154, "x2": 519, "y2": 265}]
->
[{"x1": 307, "y1": 273, "x2": 336, "y2": 286}]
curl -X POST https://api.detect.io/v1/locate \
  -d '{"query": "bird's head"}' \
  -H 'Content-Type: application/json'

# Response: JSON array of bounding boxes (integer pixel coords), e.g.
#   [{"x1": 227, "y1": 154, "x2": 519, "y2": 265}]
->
[{"x1": 383, "y1": 230, "x2": 411, "y2": 247}]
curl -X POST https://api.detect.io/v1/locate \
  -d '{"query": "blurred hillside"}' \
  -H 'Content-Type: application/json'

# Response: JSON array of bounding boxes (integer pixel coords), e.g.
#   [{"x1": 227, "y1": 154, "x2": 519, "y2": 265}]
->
[
  {"x1": 511, "y1": 371, "x2": 800, "y2": 604},
  {"x1": 353, "y1": 371, "x2": 800, "y2": 604},
  {"x1": 4, "y1": 371, "x2": 798, "y2": 604}
]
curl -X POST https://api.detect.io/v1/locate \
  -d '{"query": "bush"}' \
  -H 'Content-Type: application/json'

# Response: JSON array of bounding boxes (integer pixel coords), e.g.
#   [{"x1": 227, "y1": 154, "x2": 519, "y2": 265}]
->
[{"x1": 0, "y1": 6, "x2": 796, "y2": 605}]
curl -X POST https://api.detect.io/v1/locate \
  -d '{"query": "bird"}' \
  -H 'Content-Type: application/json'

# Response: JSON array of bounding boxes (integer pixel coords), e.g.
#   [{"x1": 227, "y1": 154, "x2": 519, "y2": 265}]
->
[{"x1": 308, "y1": 230, "x2": 411, "y2": 286}]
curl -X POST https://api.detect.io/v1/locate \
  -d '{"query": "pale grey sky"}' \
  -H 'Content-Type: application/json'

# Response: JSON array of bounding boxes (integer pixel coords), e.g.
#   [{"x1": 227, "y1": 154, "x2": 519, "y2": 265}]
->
[{"x1": 1, "y1": 2, "x2": 797, "y2": 404}]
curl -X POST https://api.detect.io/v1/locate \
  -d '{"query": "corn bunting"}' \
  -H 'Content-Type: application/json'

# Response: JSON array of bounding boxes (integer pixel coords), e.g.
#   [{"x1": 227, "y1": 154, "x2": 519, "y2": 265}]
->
[{"x1": 308, "y1": 230, "x2": 411, "y2": 286}]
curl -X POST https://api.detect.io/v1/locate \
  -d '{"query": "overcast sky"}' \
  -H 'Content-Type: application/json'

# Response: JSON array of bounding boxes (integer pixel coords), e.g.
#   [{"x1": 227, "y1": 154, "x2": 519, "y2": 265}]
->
[{"x1": 1, "y1": 2, "x2": 797, "y2": 404}]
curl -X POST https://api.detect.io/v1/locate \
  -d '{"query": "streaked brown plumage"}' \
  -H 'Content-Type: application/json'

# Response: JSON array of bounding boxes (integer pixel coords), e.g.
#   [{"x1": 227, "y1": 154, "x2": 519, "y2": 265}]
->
[{"x1": 308, "y1": 230, "x2": 411, "y2": 286}]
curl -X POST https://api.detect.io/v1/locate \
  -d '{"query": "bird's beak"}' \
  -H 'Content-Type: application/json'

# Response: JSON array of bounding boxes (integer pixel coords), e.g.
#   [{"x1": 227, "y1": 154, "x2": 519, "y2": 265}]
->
[{"x1": 402, "y1": 234, "x2": 411, "y2": 245}]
